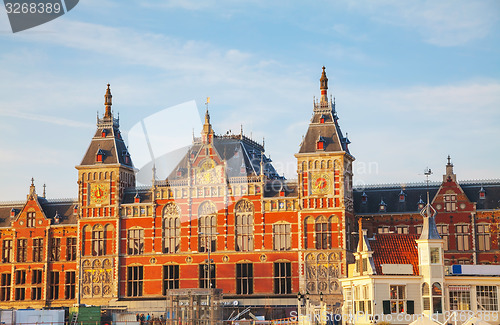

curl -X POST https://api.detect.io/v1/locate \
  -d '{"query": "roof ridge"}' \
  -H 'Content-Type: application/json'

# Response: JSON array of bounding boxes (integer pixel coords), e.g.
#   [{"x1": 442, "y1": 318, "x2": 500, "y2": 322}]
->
[{"x1": 356, "y1": 178, "x2": 500, "y2": 190}]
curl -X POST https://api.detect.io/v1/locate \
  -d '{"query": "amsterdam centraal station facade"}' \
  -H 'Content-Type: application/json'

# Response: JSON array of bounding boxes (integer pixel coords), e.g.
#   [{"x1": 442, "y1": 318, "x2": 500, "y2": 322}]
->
[{"x1": 0, "y1": 68, "x2": 498, "y2": 319}]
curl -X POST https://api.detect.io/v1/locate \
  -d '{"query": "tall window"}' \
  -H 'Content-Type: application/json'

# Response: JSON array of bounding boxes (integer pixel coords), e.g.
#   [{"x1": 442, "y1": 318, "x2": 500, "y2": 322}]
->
[
  {"x1": 2, "y1": 239, "x2": 12, "y2": 263},
  {"x1": 0, "y1": 273, "x2": 11, "y2": 301},
  {"x1": 199, "y1": 264, "x2": 216, "y2": 289},
  {"x1": 449, "y1": 286, "x2": 471, "y2": 310},
  {"x1": 33, "y1": 238, "x2": 43, "y2": 262},
  {"x1": 49, "y1": 271, "x2": 59, "y2": 300},
  {"x1": 378, "y1": 226, "x2": 390, "y2": 234},
  {"x1": 273, "y1": 223, "x2": 291, "y2": 251},
  {"x1": 236, "y1": 263, "x2": 253, "y2": 294},
  {"x1": 199, "y1": 201, "x2": 217, "y2": 253},
  {"x1": 14, "y1": 270, "x2": 26, "y2": 301},
  {"x1": 444, "y1": 194, "x2": 457, "y2": 212},
  {"x1": 354, "y1": 286, "x2": 364, "y2": 314},
  {"x1": 390, "y1": 285, "x2": 406, "y2": 313},
  {"x1": 65, "y1": 271, "x2": 76, "y2": 299},
  {"x1": 92, "y1": 225, "x2": 105, "y2": 256},
  {"x1": 315, "y1": 216, "x2": 329, "y2": 249},
  {"x1": 235, "y1": 200, "x2": 254, "y2": 252},
  {"x1": 31, "y1": 269, "x2": 43, "y2": 300},
  {"x1": 163, "y1": 203, "x2": 181, "y2": 253},
  {"x1": 455, "y1": 225, "x2": 469, "y2": 251},
  {"x1": 432, "y1": 282, "x2": 443, "y2": 314},
  {"x1": 127, "y1": 266, "x2": 143, "y2": 297},
  {"x1": 27, "y1": 212, "x2": 36, "y2": 227},
  {"x1": 430, "y1": 248, "x2": 441, "y2": 264},
  {"x1": 16, "y1": 239, "x2": 27, "y2": 262},
  {"x1": 127, "y1": 229, "x2": 144, "y2": 255},
  {"x1": 66, "y1": 237, "x2": 77, "y2": 261},
  {"x1": 163, "y1": 265, "x2": 179, "y2": 295},
  {"x1": 476, "y1": 286, "x2": 498, "y2": 311},
  {"x1": 274, "y1": 262, "x2": 291, "y2": 294},
  {"x1": 477, "y1": 224, "x2": 490, "y2": 251},
  {"x1": 436, "y1": 224, "x2": 449, "y2": 250},
  {"x1": 50, "y1": 238, "x2": 61, "y2": 261}
]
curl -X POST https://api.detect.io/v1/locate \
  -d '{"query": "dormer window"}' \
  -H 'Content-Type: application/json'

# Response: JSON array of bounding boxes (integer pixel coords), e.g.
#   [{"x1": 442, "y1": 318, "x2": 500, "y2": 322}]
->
[
  {"x1": 10, "y1": 208, "x2": 16, "y2": 218},
  {"x1": 399, "y1": 190, "x2": 406, "y2": 203},
  {"x1": 122, "y1": 150, "x2": 130, "y2": 164},
  {"x1": 479, "y1": 186, "x2": 486, "y2": 200},
  {"x1": 73, "y1": 205, "x2": 78, "y2": 214},
  {"x1": 134, "y1": 193, "x2": 140, "y2": 203},
  {"x1": 96, "y1": 149, "x2": 105, "y2": 162},
  {"x1": 176, "y1": 167, "x2": 183, "y2": 177},
  {"x1": 316, "y1": 136, "x2": 326, "y2": 150},
  {"x1": 361, "y1": 192, "x2": 368, "y2": 204},
  {"x1": 320, "y1": 114, "x2": 326, "y2": 124},
  {"x1": 240, "y1": 162, "x2": 246, "y2": 174},
  {"x1": 101, "y1": 129, "x2": 107, "y2": 138},
  {"x1": 417, "y1": 196, "x2": 425, "y2": 210},
  {"x1": 379, "y1": 199, "x2": 387, "y2": 212}
]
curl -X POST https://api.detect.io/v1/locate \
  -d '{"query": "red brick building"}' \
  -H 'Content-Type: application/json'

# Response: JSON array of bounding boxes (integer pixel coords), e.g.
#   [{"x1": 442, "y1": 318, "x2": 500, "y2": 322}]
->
[{"x1": 0, "y1": 68, "x2": 498, "y2": 319}]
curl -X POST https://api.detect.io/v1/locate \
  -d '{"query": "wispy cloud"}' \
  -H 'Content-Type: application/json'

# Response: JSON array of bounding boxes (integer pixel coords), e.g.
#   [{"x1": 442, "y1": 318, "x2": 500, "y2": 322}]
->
[
  {"x1": 0, "y1": 110, "x2": 94, "y2": 128},
  {"x1": 342, "y1": 0, "x2": 499, "y2": 46}
]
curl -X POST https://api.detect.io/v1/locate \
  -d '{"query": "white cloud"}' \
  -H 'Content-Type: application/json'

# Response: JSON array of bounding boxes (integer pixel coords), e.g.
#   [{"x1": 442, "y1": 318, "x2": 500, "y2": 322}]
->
[{"x1": 343, "y1": 0, "x2": 499, "y2": 46}]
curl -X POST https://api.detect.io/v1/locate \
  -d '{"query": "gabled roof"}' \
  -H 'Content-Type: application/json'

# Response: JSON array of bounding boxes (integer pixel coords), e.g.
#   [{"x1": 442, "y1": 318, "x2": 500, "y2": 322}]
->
[{"x1": 370, "y1": 233, "x2": 420, "y2": 275}]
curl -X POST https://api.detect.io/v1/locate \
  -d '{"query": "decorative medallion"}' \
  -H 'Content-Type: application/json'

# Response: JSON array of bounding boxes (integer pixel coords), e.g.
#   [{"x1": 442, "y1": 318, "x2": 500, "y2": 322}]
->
[
  {"x1": 186, "y1": 256, "x2": 193, "y2": 263},
  {"x1": 460, "y1": 203, "x2": 466, "y2": 210},
  {"x1": 222, "y1": 255, "x2": 229, "y2": 263},
  {"x1": 259, "y1": 254, "x2": 267, "y2": 262},
  {"x1": 150, "y1": 257, "x2": 157, "y2": 264},
  {"x1": 436, "y1": 204, "x2": 442, "y2": 210},
  {"x1": 19, "y1": 221, "x2": 24, "y2": 225},
  {"x1": 38, "y1": 220, "x2": 43, "y2": 225}
]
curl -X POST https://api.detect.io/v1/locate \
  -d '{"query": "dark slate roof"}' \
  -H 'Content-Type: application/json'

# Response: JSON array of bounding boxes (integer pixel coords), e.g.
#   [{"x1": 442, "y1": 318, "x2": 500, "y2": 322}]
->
[
  {"x1": 79, "y1": 116, "x2": 133, "y2": 168},
  {"x1": 165, "y1": 134, "x2": 282, "y2": 181},
  {"x1": 353, "y1": 179, "x2": 500, "y2": 214},
  {"x1": 0, "y1": 197, "x2": 77, "y2": 227},
  {"x1": 264, "y1": 180, "x2": 299, "y2": 198},
  {"x1": 123, "y1": 188, "x2": 153, "y2": 204},
  {"x1": 298, "y1": 100, "x2": 351, "y2": 155},
  {"x1": 370, "y1": 234, "x2": 420, "y2": 275}
]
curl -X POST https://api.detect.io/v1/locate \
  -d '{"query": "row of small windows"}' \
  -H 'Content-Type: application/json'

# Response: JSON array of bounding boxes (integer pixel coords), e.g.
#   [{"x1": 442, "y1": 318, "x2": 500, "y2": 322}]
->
[
  {"x1": 81, "y1": 171, "x2": 113, "y2": 181},
  {"x1": 301, "y1": 160, "x2": 336, "y2": 171},
  {"x1": 127, "y1": 262, "x2": 292, "y2": 297},
  {"x1": 1, "y1": 237, "x2": 77, "y2": 263},
  {"x1": 0, "y1": 270, "x2": 76, "y2": 301},
  {"x1": 377, "y1": 223, "x2": 491, "y2": 251}
]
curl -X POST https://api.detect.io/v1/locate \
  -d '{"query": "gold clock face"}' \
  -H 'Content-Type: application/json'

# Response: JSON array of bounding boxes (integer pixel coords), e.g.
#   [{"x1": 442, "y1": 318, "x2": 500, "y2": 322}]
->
[
  {"x1": 90, "y1": 183, "x2": 109, "y2": 204},
  {"x1": 197, "y1": 159, "x2": 216, "y2": 184},
  {"x1": 310, "y1": 173, "x2": 331, "y2": 194}
]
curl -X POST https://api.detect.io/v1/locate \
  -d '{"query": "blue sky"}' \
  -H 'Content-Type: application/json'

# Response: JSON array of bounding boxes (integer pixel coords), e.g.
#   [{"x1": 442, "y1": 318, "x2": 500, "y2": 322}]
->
[{"x1": 0, "y1": 0, "x2": 499, "y2": 200}]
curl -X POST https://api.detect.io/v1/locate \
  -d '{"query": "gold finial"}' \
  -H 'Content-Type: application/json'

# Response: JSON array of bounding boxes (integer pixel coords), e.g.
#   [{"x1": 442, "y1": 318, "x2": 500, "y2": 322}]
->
[{"x1": 104, "y1": 83, "x2": 112, "y2": 119}]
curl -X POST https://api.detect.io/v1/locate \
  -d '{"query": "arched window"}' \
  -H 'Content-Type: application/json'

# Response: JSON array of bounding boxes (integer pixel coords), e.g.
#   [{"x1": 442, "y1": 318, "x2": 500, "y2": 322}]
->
[
  {"x1": 432, "y1": 282, "x2": 443, "y2": 314},
  {"x1": 422, "y1": 283, "x2": 430, "y2": 311},
  {"x1": 315, "y1": 216, "x2": 330, "y2": 249},
  {"x1": 163, "y1": 203, "x2": 181, "y2": 253},
  {"x1": 235, "y1": 200, "x2": 254, "y2": 252},
  {"x1": 127, "y1": 227, "x2": 144, "y2": 255},
  {"x1": 304, "y1": 217, "x2": 314, "y2": 249},
  {"x1": 92, "y1": 224, "x2": 105, "y2": 256},
  {"x1": 198, "y1": 201, "x2": 217, "y2": 253}
]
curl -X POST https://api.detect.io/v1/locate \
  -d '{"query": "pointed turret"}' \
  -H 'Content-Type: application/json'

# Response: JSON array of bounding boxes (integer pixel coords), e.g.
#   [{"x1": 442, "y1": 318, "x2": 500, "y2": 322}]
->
[
  {"x1": 202, "y1": 108, "x2": 214, "y2": 144},
  {"x1": 320, "y1": 66, "x2": 328, "y2": 102},
  {"x1": 104, "y1": 83, "x2": 112, "y2": 119},
  {"x1": 444, "y1": 155, "x2": 456, "y2": 182}
]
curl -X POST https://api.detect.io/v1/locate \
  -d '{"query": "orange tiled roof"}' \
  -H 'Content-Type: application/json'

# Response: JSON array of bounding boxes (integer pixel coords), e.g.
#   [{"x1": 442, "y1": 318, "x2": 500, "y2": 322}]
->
[{"x1": 370, "y1": 234, "x2": 419, "y2": 275}]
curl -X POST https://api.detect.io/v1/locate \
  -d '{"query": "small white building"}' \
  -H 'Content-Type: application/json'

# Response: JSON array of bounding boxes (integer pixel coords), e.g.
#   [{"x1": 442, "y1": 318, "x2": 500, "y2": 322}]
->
[{"x1": 340, "y1": 204, "x2": 500, "y2": 325}]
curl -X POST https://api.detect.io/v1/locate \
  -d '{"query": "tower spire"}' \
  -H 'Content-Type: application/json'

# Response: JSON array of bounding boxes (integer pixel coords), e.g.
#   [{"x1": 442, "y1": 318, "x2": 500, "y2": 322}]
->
[
  {"x1": 104, "y1": 83, "x2": 112, "y2": 119},
  {"x1": 320, "y1": 66, "x2": 328, "y2": 103},
  {"x1": 201, "y1": 105, "x2": 214, "y2": 144}
]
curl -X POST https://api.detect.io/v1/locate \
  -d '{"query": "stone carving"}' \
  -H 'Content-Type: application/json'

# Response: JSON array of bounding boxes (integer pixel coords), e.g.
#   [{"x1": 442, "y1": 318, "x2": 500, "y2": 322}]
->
[
  {"x1": 305, "y1": 252, "x2": 342, "y2": 294},
  {"x1": 163, "y1": 203, "x2": 180, "y2": 216},
  {"x1": 235, "y1": 199, "x2": 254, "y2": 213},
  {"x1": 82, "y1": 258, "x2": 113, "y2": 298},
  {"x1": 199, "y1": 201, "x2": 217, "y2": 215}
]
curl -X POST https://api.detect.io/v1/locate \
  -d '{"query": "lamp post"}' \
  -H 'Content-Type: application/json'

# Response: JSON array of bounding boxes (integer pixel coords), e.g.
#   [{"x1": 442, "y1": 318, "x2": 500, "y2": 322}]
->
[
  {"x1": 200, "y1": 231, "x2": 218, "y2": 324},
  {"x1": 297, "y1": 292, "x2": 303, "y2": 324}
]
